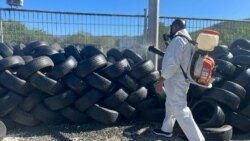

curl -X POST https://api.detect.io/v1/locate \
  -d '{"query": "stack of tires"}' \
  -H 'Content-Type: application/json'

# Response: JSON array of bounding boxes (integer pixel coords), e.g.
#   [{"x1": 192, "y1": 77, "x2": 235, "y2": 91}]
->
[
  {"x1": 1, "y1": 38, "x2": 250, "y2": 140},
  {"x1": 0, "y1": 41, "x2": 163, "y2": 127},
  {"x1": 189, "y1": 38, "x2": 250, "y2": 140}
]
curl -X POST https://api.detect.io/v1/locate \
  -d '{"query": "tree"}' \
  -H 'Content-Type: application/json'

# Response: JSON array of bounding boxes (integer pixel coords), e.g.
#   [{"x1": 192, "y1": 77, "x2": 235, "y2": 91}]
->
[
  {"x1": 190, "y1": 20, "x2": 250, "y2": 46},
  {"x1": 63, "y1": 32, "x2": 93, "y2": 46},
  {"x1": 2, "y1": 20, "x2": 58, "y2": 44}
]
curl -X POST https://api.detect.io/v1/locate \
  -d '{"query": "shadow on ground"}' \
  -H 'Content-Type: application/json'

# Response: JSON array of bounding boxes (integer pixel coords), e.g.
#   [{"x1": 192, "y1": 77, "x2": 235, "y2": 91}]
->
[{"x1": 4, "y1": 119, "x2": 250, "y2": 141}]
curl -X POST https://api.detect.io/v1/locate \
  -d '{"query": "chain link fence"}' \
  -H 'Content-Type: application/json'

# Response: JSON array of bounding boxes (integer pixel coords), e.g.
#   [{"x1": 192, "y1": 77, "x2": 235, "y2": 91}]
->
[{"x1": 1, "y1": 8, "x2": 250, "y2": 53}]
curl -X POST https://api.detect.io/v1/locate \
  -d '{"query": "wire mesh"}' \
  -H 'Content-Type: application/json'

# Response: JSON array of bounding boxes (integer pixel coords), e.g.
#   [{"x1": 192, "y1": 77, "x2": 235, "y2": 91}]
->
[
  {"x1": 0, "y1": 8, "x2": 145, "y2": 53},
  {"x1": 1, "y1": 8, "x2": 250, "y2": 53},
  {"x1": 159, "y1": 17, "x2": 250, "y2": 49}
]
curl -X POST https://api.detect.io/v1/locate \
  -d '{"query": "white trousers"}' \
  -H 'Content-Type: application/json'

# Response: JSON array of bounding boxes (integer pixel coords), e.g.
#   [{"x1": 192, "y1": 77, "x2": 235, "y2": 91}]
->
[{"x1": 161, "y1": 80, "x2": 205, "y2": 141}]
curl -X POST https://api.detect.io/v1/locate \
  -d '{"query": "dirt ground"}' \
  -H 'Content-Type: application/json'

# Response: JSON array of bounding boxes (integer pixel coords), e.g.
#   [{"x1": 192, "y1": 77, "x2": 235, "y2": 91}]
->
[{"x1": 2, "y1": 120, "x2": 250, "y2": 141}]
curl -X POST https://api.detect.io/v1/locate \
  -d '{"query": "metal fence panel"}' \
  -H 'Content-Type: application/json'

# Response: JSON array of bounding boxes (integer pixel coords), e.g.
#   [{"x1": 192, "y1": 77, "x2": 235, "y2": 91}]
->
[
  {"x1": 0, "y1": 8, "x2": 146, "y2": 53},
  {"x1": 1, "y1": 8, "x2": 250, "y2": 54},
  {"x1": 159, "y1": 17, "x2": 250, "y2": 50}
]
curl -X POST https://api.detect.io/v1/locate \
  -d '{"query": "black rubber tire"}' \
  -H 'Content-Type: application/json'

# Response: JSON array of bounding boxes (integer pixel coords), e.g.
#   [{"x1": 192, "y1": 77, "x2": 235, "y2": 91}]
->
[
  {"x1": 29, "y1": 71, "x2": 65, "y2": 95},
  {"x1": 117, "y1": 74, "x2": 139, "y2": 93},
  {"x1": 215, "y1": 59, "x2": 236, "y2": 78},
  {"x1": 127, "y1": 58, "x2": 135, "y2": 67},
  {"x1": 47, "y1": 56, "x2": 78, "y2": 80},
  {"x1": 63, "y1": 73, "x2": 88, "y2": 95},
  {"x1": 74, "y1": 54, "x2": 107, "y2": 78},
  {"x1": 107, "y1": 56, "x2": 117, "y2": 64},
  {"x1": 9, "y1": 108, "x2": 40, "y2": 126},
  {"x1": 115, "y1": 102, "x2": 136, "y2": 120},
  {"x1": 64, "y1": 45, "x2": 82, "y2": 62},
  {"x1": 20, "y1": 91, "x2": 46, "y2": 112},
  {"x1": 229, "y1": 38, "x2": 250, "y2": 50},
  {"x1": 126, "y1": 87, "x2": 148, "y2": 107},
  {"x1": 189, "y1": 84, "x2": 209, "y2": 99},
  {"x1": 145, "y1": 81, "x2": 162, "y2": 96},
  {"x1": 220, "y1": 81, "x2": 246, "y2": 101},
  {"x1": 17, "y1": 56, "x2": 54, "y2": 79},
  {"x1": 129, "y1": 60, "x2": 155, "y2": 80},
  {"x1": 191, "y1": 100, "x2": 225, "y2": 128},
  {"x1": 230, "y1": 55, "x2": 250, "y2": 67},
  {"x1": 5, "y1": 42, "x2": 13, "y2": 50},
  {"x1": 31, "y1": 104, "x2": 64, "y2": 124},
  {"x1": 0, "y1": 117, "x2": 20, "y2": 130},
  {"x1": 0, "y1": 86, "x2": 7, "y2": 98},
  {"x1": 212, "y1": 72, "x2": 225, "y2": 86},
  {"x1": 220, "y1": 52, "x2": 234, "y2": 62},
  {"x1": 60, "y1": 106, "x2": 90, "y2": 124},
  {"x1": 230, "y1": 48, "x2": 250, "y2": 56},
  {"x1": 86, "y1": 104, "x2": 119, "y2": 124},
  {"x1": 13, "y1": 43, "x2": 25, "y2": 56},
  {"x1": 203, "y1": 87, "x2": 240, "y2": 111},
  {"x1": 241, "y1": 85, "x2": 250, "y2": 109},
  {"x1": 24, "y1": 41, "x2": 49, "y2": 55},
  {"x1": 0, "y1": 92, "x2": 23, "y2": 117},
  {"x1": 22, "y1": 56, "x2": 33, "y2": 63},
  {"x1": 0, "y1": 42, "x2": 14, "y2": 57},
  {"x1": 140, "y1": 108, "x2": 165, "y2": 122},
  {"x1": 106, "y1": 48, "x2": 124, "y2": 61},
  {"x1": 80, "y1": 45, "x2": 104, "y2": 59},
  {"x1": 0, "y1": 56, "x2": 25, "y2": 71},
  {"x1": 101, "y1": 88, "x2": 128, "y2": 109},
  {"x1": 98, "y1": 59, "x2": 131, "y2": 80},
  {"x1": 122, "y1": 49, "x2": 143, "y2": 64},
  {"x1": 225, "y1": 112, "x2": 250, "y2": 132},
  {"x1": 239, "y1": 103, "x2": 250, "y2": 118},
  {"x1": 31, "y1": 47, "x2": 58, "y2": 57},
  {"x1": 49, "y1": 52, "x2": 66, "y2": 65},
  {"x1": 233, "y1": 68, "x2": 250, "y2": 87},
  {"x1": 74, "y1": 89, "x2": 104, "y2": 112},
  {"x1": 155, "y1": 93, "x2": 166, "y2": 108},
  {"x1": 139, "y1": 70, "x2": 160, "y2": 86},
  {"x1": 85, "y1": 72, "x2": 116, "y2": 94},
  {"x1": 187, "y1": 91, "x2": 199, "y2": 108},
  {"x1": 50, "y1": 43, "x2": 63, "y2": 51},
  {"x1": 208, "y1": 45, "x2": 229, "y2": 59},
  {"x1": 202, "y1": 125, "x2": 233, "y2": 141},
  {"x1": 0, "y1": 70, "x2": 34, "y2": 96},
  {"x1": 43, "y1": 90, "x2": 78, "y2": 111},
  {"x1": 136, "y1": 97, "x2": 160, "y2": 112}
]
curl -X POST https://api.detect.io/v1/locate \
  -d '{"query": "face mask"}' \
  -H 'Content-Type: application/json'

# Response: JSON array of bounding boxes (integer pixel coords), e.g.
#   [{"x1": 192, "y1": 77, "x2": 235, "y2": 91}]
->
[{"x1": 167, "y1": 25, "x2": 175, "y2": 40}]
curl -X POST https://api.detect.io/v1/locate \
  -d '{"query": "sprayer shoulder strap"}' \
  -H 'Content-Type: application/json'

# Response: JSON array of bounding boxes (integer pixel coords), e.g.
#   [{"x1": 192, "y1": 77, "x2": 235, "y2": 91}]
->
[
  {"x1": 179, "y1": 65, "x2": 188, "y2": 80},
  {"x1": 174, "y1": 34, "x2": 196, "y2": 81},
  {"x1": 174, "y1": 34, "x2": 198, "y2": 46}
]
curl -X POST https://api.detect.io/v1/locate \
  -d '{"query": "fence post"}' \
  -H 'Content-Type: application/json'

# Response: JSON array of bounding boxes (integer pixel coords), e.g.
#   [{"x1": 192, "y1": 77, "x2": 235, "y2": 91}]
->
[
  {"x1": 0, "y1": 9, "x2": 3, "y2": 43},
  {"x1": 143, "y1": 9, "x2": 148, "y2": 59},
  {"x1": 148, "y1": 0, "x2": 160, "y2": 69}
]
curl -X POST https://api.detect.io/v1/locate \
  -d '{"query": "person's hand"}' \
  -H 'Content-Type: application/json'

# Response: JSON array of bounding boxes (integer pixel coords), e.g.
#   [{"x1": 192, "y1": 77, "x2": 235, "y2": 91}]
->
[{"x1": 155, "y1": 77, "x2": 165, "y2": 94}]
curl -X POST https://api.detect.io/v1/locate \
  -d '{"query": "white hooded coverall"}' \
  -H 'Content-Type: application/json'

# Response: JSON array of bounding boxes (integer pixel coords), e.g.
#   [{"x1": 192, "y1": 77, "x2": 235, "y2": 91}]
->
[{"x1": 161, "y1": 29, "x2": 205, "y2": 141}]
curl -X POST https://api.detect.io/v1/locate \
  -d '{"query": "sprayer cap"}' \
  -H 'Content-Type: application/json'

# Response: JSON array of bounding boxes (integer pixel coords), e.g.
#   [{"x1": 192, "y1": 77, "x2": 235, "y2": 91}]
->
[{"x1": 202, "y1": 29, "x2": 219, "y2": 35}]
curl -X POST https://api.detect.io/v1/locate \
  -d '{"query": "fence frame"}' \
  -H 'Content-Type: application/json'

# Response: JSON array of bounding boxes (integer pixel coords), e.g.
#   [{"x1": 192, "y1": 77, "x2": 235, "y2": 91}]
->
[{"x1": 1, "y1": 8, "x2": 250, "y2": 51}]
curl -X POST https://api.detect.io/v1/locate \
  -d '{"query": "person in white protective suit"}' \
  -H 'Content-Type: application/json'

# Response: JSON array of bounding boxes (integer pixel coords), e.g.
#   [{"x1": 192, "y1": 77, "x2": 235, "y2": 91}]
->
[{"x1": 153, "y1": 19, "x2": 205, "y2": 141}]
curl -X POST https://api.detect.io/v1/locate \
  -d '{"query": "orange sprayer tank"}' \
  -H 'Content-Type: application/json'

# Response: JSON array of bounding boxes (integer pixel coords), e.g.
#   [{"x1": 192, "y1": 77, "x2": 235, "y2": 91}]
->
[{"x1": 197, "y1": 55, "x2": 215, "y2": 85}]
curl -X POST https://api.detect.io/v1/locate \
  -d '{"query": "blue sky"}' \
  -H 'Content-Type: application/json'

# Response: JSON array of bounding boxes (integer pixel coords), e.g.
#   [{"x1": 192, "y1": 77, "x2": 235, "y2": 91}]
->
[{"x1": 1, "y1": 0, "x2": 250, "y2": 20}]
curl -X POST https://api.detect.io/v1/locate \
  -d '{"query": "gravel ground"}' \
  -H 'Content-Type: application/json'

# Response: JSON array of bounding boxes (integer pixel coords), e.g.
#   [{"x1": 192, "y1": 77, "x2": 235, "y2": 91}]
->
[{"x1": 3, "y1": 120, "x2": 250, "y2": 141}]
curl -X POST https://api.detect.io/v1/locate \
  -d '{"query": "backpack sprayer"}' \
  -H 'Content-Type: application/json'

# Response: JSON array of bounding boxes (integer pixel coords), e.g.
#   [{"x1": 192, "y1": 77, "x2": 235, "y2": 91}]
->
[{"x1": 148, "y1": 29, "x2": 219, "y2": 88}]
